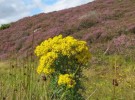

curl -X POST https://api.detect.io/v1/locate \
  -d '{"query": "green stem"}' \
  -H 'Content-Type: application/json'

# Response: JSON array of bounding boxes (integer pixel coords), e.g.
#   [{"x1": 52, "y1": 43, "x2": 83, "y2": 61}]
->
[
  {"x1": 73, "y1": 65, "x2": 80, "y2": 76},
  {"x1": 60, "y1": 88, "x2": 68, "y2": 100}
]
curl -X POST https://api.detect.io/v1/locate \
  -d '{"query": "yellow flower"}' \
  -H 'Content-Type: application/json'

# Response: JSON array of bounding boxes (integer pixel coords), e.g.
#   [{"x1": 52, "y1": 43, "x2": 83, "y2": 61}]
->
[
  {"x1": 37, "y1": 65, "x2": 43, "y2": 74},
  {"x1": 36, "y1": 52, "x2": 58, "y2": 74},
  {"x1": 43, "y1": 68, "x2": 55, "y2": 75},
  {"x1": 58, "y1": 74, "x2": 76, "y2": 88},
  {"x1": 35, "y1": 34, "x2": 91, "y2": 74}
]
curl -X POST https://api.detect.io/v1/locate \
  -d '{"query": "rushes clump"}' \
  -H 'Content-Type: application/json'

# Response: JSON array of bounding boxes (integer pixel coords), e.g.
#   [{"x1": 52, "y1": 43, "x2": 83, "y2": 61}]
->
[{"x1": 35, "y1": 34, "x2": 91, "y2": 99}]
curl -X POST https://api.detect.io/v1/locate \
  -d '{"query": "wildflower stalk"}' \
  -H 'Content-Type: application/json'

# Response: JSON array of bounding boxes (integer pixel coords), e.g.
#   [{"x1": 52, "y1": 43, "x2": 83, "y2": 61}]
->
[{"x1": 112, "y1": 57, "x2": 118, "y2": 100}]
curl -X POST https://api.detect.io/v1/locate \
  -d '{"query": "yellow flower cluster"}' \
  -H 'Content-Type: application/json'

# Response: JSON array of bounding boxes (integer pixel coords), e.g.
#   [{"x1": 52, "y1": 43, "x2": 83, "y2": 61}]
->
[
  {"x1": 36, "y1": 52, "x2": 58, "y2": 74},
  {"x1": 58, "y1": 74, "x2": 76, "y2": 88},
  {"x1": 35, "y1": 35, "x2": 91, "y2": 74}
]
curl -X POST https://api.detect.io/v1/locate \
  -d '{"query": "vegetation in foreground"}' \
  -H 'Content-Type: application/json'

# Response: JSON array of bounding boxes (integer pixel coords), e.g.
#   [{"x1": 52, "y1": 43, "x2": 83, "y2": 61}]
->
[{"x1": 0, "y1": 46, "x2": 135, "y2": 99}]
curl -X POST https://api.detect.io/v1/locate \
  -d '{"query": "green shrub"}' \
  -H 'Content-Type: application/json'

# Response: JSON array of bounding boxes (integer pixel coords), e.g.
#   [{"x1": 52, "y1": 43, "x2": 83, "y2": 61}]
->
[
  {"x1": 0, "y1": 24, "x2": 10, "y2": 30},
  {"x1": 78, "y1": 11, "x2": 99, "y2": 29},
  {"x1": 79, "y1": 18, "x2": 98, "y2": 29}
]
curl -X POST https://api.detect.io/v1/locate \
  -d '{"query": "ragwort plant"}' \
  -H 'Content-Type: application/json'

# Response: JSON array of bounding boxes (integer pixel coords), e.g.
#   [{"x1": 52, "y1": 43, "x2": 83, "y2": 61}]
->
[{"x1": 35, "y1": 35, "x2": 91, "y2": 100}]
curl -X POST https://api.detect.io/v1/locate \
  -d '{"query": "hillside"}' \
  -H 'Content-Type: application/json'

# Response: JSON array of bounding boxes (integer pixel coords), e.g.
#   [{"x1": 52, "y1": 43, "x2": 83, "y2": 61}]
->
[{"x1": 0, "y1": 0, "x2": 135, "y2": 59}]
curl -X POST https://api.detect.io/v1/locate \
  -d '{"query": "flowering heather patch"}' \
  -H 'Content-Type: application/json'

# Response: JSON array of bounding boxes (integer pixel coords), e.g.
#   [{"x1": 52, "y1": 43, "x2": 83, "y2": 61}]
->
[
  {"x1": 127, "y1": 24, "x2": 135, "y2": 34},
  {"x1": 0, "y1": 0, "x2": 135, "y2": 58},
  {"x1": 113, "y1": 35, "x2": 128, "y2": 47}
]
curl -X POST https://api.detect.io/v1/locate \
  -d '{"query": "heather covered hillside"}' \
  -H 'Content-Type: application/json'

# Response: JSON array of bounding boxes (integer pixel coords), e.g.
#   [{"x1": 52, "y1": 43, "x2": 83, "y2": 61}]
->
[
  {"x1": 0, "y1": 0, "x2": 135, "y2": 59},
  {"x1": 1, "y1": 0, "x2": 135, "y2": 99}
]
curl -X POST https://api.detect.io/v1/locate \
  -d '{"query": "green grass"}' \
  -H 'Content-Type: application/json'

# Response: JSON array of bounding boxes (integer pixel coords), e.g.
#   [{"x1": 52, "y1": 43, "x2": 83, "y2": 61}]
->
[
  {"x1": 83, "y1": 54, "x2": 135, "y2": 100},
  {"x1": 0, "y1": 54, "x2": 135, "y2": 100},
  {"x1": 0, "y1": 59, "x2": 50, "y2": 100}
]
